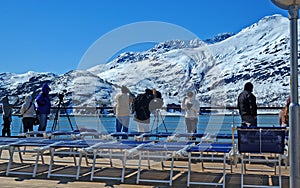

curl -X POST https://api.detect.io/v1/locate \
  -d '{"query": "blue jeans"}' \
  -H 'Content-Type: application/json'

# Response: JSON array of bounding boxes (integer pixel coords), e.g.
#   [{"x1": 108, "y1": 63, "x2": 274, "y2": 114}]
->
[
  {"x1": 38, "y1": 114, "x2": 48, "y2": 131},
  {"x1": 116, "y1": 116, "x2": 129, "y2": 132},
  {"x1": 116, "y1": 116, "x2": 129, "y2": 139}
]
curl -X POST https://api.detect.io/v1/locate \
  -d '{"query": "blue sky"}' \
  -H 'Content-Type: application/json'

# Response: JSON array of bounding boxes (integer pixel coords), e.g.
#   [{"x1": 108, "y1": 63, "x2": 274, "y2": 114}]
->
[{"x1": 0, "y1": 0, "x2": 286, "y2": 75}]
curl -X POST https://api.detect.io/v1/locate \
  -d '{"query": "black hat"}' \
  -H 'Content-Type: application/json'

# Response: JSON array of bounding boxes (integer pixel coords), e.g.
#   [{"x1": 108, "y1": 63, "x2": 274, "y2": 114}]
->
[
  {"x1": 244, "y1": 82, "x2": 253, "y2": 92},
  {"x1": 145, "y1": 89, "x2": 152, "y2": 95}
]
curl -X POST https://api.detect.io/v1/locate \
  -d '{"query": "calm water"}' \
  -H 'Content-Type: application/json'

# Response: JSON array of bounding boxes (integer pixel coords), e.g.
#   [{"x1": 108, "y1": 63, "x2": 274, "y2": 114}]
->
[{"x1": 1, "y1": 113, "x2": 280, "y2": 136}]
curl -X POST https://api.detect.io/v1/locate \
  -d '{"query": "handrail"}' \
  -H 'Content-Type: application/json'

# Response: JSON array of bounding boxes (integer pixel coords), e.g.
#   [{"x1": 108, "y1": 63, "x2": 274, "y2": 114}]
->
[
  {"x1": 1, "y1": 106, "x2": 283, "y2": 137},
  {"x1": 2, "y1": 106, "x2": 284, "y2": 115}
]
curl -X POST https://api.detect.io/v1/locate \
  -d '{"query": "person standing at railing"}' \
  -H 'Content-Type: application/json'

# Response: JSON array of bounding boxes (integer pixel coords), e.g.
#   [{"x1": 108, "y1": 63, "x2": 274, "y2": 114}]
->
[
  {"x1": 133, "y1": 89, "x2": 154, "y2": 133},
  {"x1": 35, "y1": 83, "x2": 51, "y2": 132},
  {"x1": 181, "y1": 91, "x2": 200, "y2": 133},
  {"x1": 115, "y1": 86, "x2": 134, "y2": 137},
  {"x1": 279, "y1": 97, "x2": 290, "y2": 127},
  {"x1": 237, "y1": 82, "x2": 257, "y2": 127},
  {"x1": 20, "y1": 95, "x2": 35, "y2": 133},
  {"x1": 1, "y1": 96, "x2": 12, "y2": 137}
]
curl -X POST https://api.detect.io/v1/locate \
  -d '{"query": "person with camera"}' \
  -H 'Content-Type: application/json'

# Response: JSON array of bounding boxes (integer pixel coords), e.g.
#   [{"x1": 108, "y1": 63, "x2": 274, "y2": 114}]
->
[
  {"x1": 181, "y1": 91, "x2": 200, "y2": 134},
  {"x1": 35, "y1": 83, "x2": 51, "y2": 132},
  {"x1": 20, "y1": 95, "x2": 35, "y2": 133}
]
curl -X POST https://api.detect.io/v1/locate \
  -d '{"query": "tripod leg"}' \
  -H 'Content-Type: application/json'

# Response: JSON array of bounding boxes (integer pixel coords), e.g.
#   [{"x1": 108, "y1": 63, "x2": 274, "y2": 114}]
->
[
  {"x1": 156, "y1": 116, "x2": 159, "y2": 133},
  {"x1": 151, "y1": 116, "x2": 156, "y2": 132},
  {"x1": 52, "y1": 101, "x2": 62, "y2": 131},
  {"x1": 160, "y1": 112, "x2": 168, "y2": 133},
  {"x1": 64, "y1": 108, "x2": 74, "y2": 131}
]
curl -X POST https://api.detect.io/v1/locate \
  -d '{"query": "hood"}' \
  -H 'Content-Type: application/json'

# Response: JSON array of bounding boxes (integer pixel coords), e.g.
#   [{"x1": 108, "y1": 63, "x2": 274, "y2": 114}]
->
[{"x1": 41, "y1": 83, "x2": 51, "y2": 94}]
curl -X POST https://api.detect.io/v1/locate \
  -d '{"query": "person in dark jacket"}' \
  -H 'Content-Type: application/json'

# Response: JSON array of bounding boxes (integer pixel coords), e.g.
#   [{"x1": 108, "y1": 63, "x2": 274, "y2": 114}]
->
[
  {"x1": 35, "y1": 83, "x2": 51, "y2": 131},
  {"x1": 237, "y1": 82, "x2": 257, "y2": 126},
  {"x1": 1, "y1": 96, "x2": 12, "y2": 136},
  {"x1": 133, "y1": 89, "x2": 154, "y2": 132}
]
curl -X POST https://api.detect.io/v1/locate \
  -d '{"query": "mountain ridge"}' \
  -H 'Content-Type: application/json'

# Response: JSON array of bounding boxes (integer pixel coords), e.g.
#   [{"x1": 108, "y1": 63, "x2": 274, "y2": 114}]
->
[{"x1": 0, "y1": 14, "x2": 292, "y2": 110}]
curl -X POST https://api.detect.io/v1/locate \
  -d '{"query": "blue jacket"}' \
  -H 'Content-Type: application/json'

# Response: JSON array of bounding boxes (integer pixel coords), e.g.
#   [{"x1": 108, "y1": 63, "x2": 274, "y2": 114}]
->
[{"x1": 35, "y1": 83, "x2": 51, "y2": 114}]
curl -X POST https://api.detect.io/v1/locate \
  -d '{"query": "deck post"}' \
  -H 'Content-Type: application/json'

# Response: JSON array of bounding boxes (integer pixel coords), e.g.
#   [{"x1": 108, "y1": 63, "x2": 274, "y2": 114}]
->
[{"x1": 288, "y1": 5, "x2": 300, "y2": 188}]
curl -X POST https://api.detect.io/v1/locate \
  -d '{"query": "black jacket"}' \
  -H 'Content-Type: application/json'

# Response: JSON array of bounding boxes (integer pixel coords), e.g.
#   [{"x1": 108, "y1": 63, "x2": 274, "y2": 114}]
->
[
  {"x1": 237, "y1": 90, "x2": 257, "y2": 116},
  {"x1": 133, "y1": 93, "x2": 154, "y2": 123}
]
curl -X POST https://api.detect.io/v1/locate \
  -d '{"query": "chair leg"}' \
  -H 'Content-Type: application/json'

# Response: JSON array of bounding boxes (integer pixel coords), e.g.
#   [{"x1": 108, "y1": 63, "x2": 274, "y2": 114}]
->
[
  {"x1": 90, "y1": 152, "x2": 97, "y2": 181},
  {"x1": 32, "y1": 152, "x2": 40, "y2": 177},
  {"x1": 169, "y1": 155, "x2": 175, "y2": 186},
  {"x1": 222, "y1": 155, "x2": 226, "y2": 188},
  {"x1": 47, "y1": 148, "x2": 55, "y2": 178},
  {"x1": 187, "y1": 152, "x2": 191, "y2": 187},
  {"x1": 136, "y1": 151, "x2": 142, "y2": 184},
  {"x1": 279, "y1": 155, "x2": 282, "y2": 188},
  {"x1": 6, "y1": 147, "x2": 15, "y2": 176},
  {"x1": 241, "y1": 156, "x2": 244, "y2": 188},
  {"x1": 76, "y1": 152, "x2": 83, "y2": 180},
  {"x1": 121, "y1": 154, "x2": 127, "y2": 183}
]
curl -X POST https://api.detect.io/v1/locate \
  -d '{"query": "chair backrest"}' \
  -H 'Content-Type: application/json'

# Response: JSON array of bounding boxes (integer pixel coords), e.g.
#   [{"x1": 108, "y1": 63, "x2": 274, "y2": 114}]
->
[{"x1": 237, "y1": 127, "x2": 286, "y2": 154}]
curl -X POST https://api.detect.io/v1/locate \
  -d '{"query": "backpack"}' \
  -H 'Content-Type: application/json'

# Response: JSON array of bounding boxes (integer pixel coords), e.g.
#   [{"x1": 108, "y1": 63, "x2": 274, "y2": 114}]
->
[{"x1": 132, "y1": 94, "x2": 146, "y2": 112}]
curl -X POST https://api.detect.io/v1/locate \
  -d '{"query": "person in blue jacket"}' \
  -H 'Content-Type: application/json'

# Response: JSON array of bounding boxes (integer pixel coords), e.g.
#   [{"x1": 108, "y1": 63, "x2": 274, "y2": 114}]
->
[{"x1": 35, "y1": 83, "x2": 51, "y2": 132}]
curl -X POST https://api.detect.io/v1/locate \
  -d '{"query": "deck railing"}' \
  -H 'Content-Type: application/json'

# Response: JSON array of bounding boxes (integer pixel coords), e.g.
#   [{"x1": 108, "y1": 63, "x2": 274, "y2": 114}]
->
[{"x1": 0, "y1": 106, "x2": 282, "y2": 136}]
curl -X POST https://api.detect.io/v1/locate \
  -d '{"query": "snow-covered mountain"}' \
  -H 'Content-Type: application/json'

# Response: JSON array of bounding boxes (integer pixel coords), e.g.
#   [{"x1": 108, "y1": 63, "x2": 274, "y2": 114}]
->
[
  {"x1": 88, "y1": 14, "x2": 291, "y2": 107},
  {"x1": 0, "y1": 14, "x2": 293, "y2": 109},
  {"x1": 203, "y1": 32, "x2": 235, "y2": 44}
]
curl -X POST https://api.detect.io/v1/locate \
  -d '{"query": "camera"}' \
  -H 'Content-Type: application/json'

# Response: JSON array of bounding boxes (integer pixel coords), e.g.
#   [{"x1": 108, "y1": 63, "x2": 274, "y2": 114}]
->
[
  {"x1": 187, "y1": 102, "x2": 193, "y2": 110},
  {"x1": 149, "y1": 98, "x2": 164, "y2": 112},
  {"x1": 58, "y1": 89, "x2": 67, "y2": 102}
]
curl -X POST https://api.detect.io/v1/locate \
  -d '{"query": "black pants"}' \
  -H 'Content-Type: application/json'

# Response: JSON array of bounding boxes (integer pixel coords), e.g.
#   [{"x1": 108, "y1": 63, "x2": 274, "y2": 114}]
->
[
  {"x1": 22, "y1": 117, "x2": 34, "y2": 133},
  {"x1": 2, "y1": 117, "x2": 11, "y2": 137},
  {"x1": 185, "y1": 117, "x2": 198, "y2": 133},
  {"x1": 241, "y1": 115, "x2": 257, "y2": 127}
]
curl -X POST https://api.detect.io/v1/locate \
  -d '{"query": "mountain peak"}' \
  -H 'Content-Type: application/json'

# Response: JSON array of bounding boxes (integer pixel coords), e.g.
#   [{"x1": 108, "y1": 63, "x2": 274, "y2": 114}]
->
[
  {"x1": 0, "y1": 14, "x2": 291, "y2": 108},
  {"x1": 259, "y1": 14, "x2": 286, "y2": 23},
  {"x1": 204, "y1": 33, "x2": 235, "y2": 44},
  {"x1": 149, "y1": 38, "x2": 205, "y2": 53}
]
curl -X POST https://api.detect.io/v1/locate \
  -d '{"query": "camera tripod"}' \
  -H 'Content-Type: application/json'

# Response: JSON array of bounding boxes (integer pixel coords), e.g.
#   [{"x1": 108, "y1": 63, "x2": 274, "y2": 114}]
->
[
  {"x1": 51, "y1": 98, "x2": 75, "y2": 131},
  {"x1": 151, "y1": 109, "x2": 168, "y2": 133}
]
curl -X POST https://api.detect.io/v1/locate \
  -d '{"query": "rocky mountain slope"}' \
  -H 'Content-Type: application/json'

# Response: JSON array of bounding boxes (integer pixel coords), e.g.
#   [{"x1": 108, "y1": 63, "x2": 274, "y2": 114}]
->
[{"x1": 0, "y1": 14, "x2": 293, "y2": 110}]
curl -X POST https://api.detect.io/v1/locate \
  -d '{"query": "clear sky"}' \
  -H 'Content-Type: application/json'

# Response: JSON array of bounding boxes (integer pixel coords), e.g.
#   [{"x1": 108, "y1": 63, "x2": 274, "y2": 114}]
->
[{"x1": 0, "y1": 0, "x2": 287, "y2": 75}]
